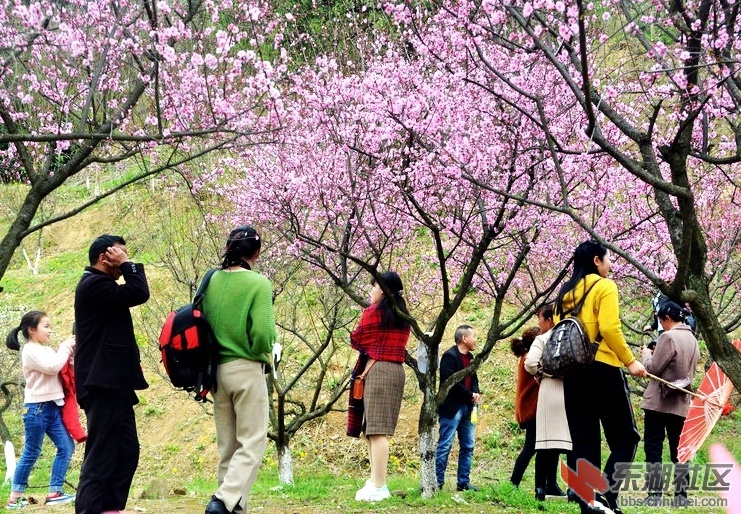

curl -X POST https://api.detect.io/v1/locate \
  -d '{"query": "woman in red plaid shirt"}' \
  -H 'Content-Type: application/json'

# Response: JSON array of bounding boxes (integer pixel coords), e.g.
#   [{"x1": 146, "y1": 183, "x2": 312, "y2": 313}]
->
[{"x1": 351, "y1": 271, "x2": 411, "y2": 502}]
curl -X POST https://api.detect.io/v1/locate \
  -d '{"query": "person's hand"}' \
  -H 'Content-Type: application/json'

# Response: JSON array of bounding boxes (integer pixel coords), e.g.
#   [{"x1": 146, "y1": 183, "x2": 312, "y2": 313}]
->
[
  {"x1": 640, "y1": 345, "x2": 653, "y2": 360},
  {"x1": 271, "y1": 342, "x2": 282, "y2": 379},
  {"x1": 272, "y1": 342, "x2": 282, "y2": 365},
  {"x1": 627, "y1": 360, "x2": 646, "y2": 377},
  {"x1": 102, "y1": 246, "x2": 129, "y2": 267},
  {"x1": 61, "y1": 335, "x2": 76, "y2": 352},
  {"x1": 472, "y1": 393, "x2": 481, "y2": 404}
]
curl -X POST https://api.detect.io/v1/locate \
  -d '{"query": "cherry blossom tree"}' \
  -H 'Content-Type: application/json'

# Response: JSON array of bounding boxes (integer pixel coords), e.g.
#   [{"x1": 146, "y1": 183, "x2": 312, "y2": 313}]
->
[
  {"x1": 0, "y1": 0, "x2": 286, "y2": 286},
  {"x1": 198, "y1": 36, "x2": 582, "y2": 494},
  {"x1": 380, "y1": 0, "x2": 741, "y2": 384},
  {"x1": 267, "y1": 276, "x2": 358, "y2": 485},
  {"x1": 195, "y1": 0, "x2": 741, "y2": 493}
]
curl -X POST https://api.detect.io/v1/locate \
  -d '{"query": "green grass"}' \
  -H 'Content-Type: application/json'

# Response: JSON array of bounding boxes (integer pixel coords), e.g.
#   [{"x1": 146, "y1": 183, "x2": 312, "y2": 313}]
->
[
  {"x1": 245, "y1": 466, "x2": 731, "y2": 513},
  {"x1": 0, "y1": 443, "x2": 731, "y2": 513}
]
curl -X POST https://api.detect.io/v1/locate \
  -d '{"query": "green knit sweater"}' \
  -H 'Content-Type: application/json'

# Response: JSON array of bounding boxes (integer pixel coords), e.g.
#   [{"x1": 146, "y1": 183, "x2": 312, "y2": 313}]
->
[{"x1": 201, "y1": 269, "x2": 276, "y2": 364}]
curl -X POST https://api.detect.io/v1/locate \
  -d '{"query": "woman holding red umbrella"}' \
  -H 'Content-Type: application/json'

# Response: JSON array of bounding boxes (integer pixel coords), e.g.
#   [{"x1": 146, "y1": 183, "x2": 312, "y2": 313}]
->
[{"x1": 640, "y1": 300, "x2": 700, "y2": 506}]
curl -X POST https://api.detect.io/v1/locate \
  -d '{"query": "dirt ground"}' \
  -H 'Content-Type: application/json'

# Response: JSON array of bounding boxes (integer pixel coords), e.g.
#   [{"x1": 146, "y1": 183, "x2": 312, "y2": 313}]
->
[
  {"x1": 15, "y1": 498, "x2": 348, "y2": 514},
  {"x1": 8, "y1": 497, "x2": 202, "y2": 513},
  {"x1": 13, "y1": 496, "x2": 461, "y2": 514}
]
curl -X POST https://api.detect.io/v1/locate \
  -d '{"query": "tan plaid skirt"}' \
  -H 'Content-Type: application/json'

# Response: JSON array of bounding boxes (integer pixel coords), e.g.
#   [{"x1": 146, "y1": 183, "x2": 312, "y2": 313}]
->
[{"x1": 363, "y1": 360, "x2": 405, "y2": 436}]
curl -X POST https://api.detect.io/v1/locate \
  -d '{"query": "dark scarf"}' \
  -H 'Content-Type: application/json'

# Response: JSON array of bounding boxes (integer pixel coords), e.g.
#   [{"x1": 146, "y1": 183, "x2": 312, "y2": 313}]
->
[{"x1": 346, "y1": 352, "x2": 369, "y2": 438}]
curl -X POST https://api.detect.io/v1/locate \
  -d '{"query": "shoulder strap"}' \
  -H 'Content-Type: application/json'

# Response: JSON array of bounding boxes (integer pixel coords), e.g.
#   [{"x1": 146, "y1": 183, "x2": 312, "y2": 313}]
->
[
  {"x1": 194, "y1": 268, "x2": 219, "y2": 402},
  {"x1": 565, "y1": 278, "x2": 602, "y2": 317},
  {"x1": 358, "y1": 359, "x2": 376, "y2": 380},
  {"x1": 193, "y1": 268, "x2": 218, "y2": 307}
]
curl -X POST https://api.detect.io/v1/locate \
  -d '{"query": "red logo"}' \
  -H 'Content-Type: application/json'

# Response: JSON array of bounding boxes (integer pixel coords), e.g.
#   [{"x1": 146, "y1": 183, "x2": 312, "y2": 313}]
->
[{"x1": 561, "y1": 459, "x2": 609, "y2": 505}]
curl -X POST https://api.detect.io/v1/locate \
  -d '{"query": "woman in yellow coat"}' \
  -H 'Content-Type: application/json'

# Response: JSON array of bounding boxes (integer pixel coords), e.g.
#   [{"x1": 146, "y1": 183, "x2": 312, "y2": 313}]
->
[{"x1": 556, "y1": 240, "x2": 646, "y2": 514}]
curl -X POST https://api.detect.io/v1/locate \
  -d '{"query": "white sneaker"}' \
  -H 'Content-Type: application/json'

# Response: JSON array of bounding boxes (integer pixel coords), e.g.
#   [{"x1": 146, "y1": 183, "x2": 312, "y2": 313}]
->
[
  {"x1": 45, "y1": 492, "x2": 75, "y2": 505},
  {"x1": 354, "y1": 480, "x2": 375, "y2": 501},
  {"x1": 365, "y1": 485, "x2": 391, "y2": 502},
  {"x1": 355, "y1": 481, "x2": 391, "y2": 502}
]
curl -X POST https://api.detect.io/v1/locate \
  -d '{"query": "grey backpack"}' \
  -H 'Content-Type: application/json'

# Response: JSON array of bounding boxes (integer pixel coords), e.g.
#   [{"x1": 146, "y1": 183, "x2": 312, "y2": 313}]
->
[{"x1": 541, "y1": 280, "x2": 602, "y2": 377}]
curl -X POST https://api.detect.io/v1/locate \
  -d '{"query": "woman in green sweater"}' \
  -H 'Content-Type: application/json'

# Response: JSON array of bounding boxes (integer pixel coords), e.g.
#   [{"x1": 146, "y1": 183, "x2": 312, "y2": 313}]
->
[
  {"x1": 201, "y1": 225, "x2": 277, "y2": 514},
  {"x1": 557, "y1": 240, "x2": 646, "y2": 514}
]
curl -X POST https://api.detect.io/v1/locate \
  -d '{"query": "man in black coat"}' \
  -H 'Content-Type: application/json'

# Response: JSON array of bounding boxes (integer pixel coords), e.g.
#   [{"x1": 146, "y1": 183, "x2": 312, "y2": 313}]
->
[
  {"x1": 435, "y1": 325, "x2": 482, "y2": 492},
  {"x1": 74, "y1": 234, "x2": 149, "y2": 514}
]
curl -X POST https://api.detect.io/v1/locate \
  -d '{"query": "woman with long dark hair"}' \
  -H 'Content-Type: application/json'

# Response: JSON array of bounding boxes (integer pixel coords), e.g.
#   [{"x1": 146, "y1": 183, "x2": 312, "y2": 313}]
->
[
  {"x1": 350, "y1": 271, "x2": 411, "y2": 502},
  {"x1": 557, "y1": 240, "x2": 646, "y2": 514},
  {"x1": 201, "y1": 225, "x2": 277, "y2": 514}
]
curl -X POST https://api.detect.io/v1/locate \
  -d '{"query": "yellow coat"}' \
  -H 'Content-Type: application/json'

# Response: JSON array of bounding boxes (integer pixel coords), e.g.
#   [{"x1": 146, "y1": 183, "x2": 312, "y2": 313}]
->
[{"x1": 556, "y1": 274, "x2": 636, "y2": 368}]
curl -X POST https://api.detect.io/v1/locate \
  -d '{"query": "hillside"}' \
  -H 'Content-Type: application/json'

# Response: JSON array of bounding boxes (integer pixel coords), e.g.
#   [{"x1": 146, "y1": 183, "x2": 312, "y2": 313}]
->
[{"x1": 0, "y1": 184, "x2": 738, "y2": 513}]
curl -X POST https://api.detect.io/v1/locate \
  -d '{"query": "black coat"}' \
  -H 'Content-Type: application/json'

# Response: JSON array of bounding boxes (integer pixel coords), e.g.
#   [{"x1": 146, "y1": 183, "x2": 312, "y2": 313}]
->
[
  {"x1": 438, "y1": 345, "x2": 480, "y2": 418},
  {"x1": 74, "y1": 262, "x2": 150, "y2": 402}
]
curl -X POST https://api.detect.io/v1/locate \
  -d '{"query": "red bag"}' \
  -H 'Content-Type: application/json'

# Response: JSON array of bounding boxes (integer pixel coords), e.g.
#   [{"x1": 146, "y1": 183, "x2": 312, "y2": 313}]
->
[
  {"x1": 351, "y1": 377, "x2": 365, "y2": 400},
  {"x1": 350, "y1": 359, "x2": 376, "y2": 400}
]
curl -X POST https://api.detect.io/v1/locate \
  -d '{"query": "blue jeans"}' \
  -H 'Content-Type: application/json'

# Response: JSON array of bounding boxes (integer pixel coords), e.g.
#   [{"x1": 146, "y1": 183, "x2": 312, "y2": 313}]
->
[
  {"x1": 12, "y1": 401, "x2": 75, "y2": 493},
  {"x1": 435, "y1": 404, "x2": 475, "y2": 487}
]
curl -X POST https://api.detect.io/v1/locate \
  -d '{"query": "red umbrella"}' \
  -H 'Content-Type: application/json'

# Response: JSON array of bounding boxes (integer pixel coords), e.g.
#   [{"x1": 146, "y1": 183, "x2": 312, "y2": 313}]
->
[{"x1": 677, "y1": 339, "x2": 741, "y2": 464}]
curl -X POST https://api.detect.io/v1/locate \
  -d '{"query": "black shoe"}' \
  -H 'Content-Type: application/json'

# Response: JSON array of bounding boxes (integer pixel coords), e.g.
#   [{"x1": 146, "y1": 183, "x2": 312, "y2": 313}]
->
[
  {"x1": 576, "y1": 492, "x2": 616, "y2": 514},
  {"x1": 456, "y1": 483, "x2": 479, "y2": 492},
  {"x1": 535, "y1": 487, "x2": 546, "y2": 501},
  {"x1": 580, "y1": 502, "x2": 615, "y2": 514},
  {"x1": 545, "y1": 484, "x2": 566, "y2": 497},
  {"x1": 205, "y1": 496, "x2": 231, "y2": 514},
  {"x1": 596, "y1": 492, "x2": 622, "y2": 514},
  {"x1": 567, "y1": 488, "x2": 579, "y2": 502}
]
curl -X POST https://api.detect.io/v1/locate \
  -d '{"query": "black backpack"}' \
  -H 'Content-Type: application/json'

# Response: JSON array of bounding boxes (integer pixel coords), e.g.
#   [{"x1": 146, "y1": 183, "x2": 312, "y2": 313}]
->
[
  {"x1": 159, "y1": 268, "x2": 218, "y2": 401},
  {"x1": 541, "y1": 279, "x2": 602, "y2": 377}
]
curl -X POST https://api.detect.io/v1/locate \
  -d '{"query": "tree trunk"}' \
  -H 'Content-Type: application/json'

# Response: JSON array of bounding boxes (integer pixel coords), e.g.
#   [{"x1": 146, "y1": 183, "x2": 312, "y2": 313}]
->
[
  {"x1": 687, "y1": 275, "x2": 741, "y2": 390},
  {"x1": 277, "y1": 443, "x2": 294, "y2": 485},
  {"x1": 0, "y1": 189, "x2": 44, "y2": 281},
  {"x1": 3, "y1": 440, "x2": 16, "y2": 484},
  {"x1": 418, "y1": 374, "x2": 438, "y2": 499}
]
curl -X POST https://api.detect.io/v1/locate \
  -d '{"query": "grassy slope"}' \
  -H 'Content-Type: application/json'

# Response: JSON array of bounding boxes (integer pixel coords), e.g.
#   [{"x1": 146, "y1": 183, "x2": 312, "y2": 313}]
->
[{"x1": 0, "y1": 184, "x2": 738, "y2": 513}]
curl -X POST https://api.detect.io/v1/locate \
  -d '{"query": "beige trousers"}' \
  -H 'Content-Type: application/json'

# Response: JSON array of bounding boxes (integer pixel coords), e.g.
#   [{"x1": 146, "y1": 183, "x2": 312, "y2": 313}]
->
[{"x1": 213, "y1": 359, "x2": 268, "y2": 513}]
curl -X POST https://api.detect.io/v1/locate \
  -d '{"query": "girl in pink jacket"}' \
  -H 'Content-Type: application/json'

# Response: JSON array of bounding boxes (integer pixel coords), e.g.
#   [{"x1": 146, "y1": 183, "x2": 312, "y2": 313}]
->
[{"x1": 5, "y1": 311, "x2": 77, "y2": 509}]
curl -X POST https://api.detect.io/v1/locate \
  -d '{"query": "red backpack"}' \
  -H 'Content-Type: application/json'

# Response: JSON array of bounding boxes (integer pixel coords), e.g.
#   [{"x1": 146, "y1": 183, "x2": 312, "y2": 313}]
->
[{"x1": 158, "y1": 268, "x2": 218, "y2": 401}]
